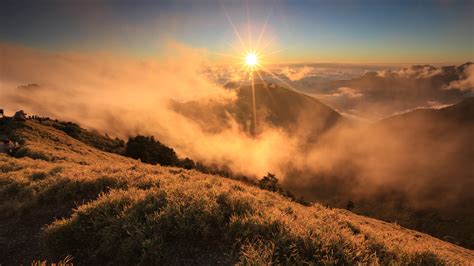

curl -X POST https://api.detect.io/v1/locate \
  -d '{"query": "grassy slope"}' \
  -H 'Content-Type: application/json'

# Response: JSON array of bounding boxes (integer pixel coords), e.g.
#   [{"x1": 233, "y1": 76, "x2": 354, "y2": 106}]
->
[{"x1": 0, "y1": 120, "x2": 473, "y2": 265}]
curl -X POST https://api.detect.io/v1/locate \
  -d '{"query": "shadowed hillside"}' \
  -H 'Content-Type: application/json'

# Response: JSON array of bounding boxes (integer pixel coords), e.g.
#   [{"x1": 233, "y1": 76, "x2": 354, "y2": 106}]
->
[
  {"x1": 172, "y1": 84, "x2": 474, "y2": 248},
  {"x1": 285, "y1": 97, "x2": 474, "y2": 248},
  {"x1": 1, "y1": 119, "x2": 473, "y2": 264}
]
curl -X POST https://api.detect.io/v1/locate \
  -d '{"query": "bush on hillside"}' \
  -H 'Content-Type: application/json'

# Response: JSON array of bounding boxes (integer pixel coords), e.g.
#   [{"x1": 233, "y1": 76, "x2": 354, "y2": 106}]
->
[
  {"x1": 258, "y1": 173, "x2": 281, "y2": 192},
  {"x1": 125, "y1": 135, "x2": 179, "y2": 166},
  {"x1": 178, "y1": 157, "x2": 196, "y2": 169},
  {"x1": 13, "y1": 147, "x2": 52, "y2": 161},
  {"x1": 53, "y1": 122, "x2": 81, "y2": 139},
  {"x1": 258, "y1": 173, "x2": 309, "y2": 205}
]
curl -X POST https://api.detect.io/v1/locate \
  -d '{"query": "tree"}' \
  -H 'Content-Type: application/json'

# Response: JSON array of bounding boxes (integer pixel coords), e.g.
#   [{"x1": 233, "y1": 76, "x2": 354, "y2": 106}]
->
[
  {"x1": 125, "y1": 135, "x2": 179, "y2": 166},
  {"x1": 178, "y1": 157, "x2": 196, "y2": 170},
  {"x1": 258, "y1": 173, "x2": 303, "y2": 203},
  {"x1": 259, "y1": 173, "x2": 281, "y2": 192}
]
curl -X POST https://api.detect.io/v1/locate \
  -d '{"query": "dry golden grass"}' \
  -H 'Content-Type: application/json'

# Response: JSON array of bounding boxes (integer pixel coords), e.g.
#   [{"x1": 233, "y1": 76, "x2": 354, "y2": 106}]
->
[{"x1": 1, "y1": 120, "x2": 473, "y2": 265}]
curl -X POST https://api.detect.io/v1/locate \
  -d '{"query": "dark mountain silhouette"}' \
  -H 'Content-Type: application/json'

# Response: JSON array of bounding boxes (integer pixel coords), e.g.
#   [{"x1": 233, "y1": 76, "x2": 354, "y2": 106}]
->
[
  {"x1": 364, "y1": 98, "x2": 474, "y2": 248},
  {"x1": 172, "y1": 83, "x2": 344, "y2": 142}
]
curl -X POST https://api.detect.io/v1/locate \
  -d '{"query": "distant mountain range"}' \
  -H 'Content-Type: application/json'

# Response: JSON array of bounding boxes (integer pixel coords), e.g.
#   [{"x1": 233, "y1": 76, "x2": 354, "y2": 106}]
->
[{"x1": 291, "y1": 62, "x2": 474, "y2": 120}]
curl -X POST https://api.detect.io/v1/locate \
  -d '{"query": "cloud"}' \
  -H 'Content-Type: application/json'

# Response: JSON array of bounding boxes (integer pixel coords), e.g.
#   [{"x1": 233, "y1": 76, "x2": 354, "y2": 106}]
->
[
  {"x1": 446, "y1": 64, "x2": 474, "y2": 92},
  {"x1": 295, "y1": 63, "x2": 473, "y2": 120},
  {"x1": 377, "y1": 65, "x2": 442, "y2": 79},
  {"x1": 388, "y1": 101, "x2": 454, "y2": 117},
  {"x1": 426, "y1": 100, "x2": 453, "y2": 109},
  {"x1": 0, "y1": 42, "x2": 299, "y2": 179},
  {"x1": 280, "y1": 66, "x2": 314, "y2": 81},
  {"x1": 326, "y1": 87, "x2": 363, "y2": 98}
]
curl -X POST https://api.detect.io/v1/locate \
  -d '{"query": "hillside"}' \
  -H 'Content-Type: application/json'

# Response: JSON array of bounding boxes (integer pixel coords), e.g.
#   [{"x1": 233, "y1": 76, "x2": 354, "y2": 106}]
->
[
  {"x1": 1, "y1": 119, "x2": 473, "y2": 264},
  {"x1": 357, "y1": 97, "x2": 474, "y2": 248},
  {"x1": 175, "y1": 84, "x2": 474, "y2": 249},
  {"x1": 284, "y1": 97, "x2": 474, "y2": 249}
]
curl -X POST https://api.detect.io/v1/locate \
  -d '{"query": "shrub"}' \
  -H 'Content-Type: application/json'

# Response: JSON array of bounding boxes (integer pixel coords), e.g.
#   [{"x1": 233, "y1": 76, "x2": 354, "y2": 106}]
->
[
  {"x1": 258, "y1": 173, "x2": 280, "y2": 192},
  {"x1": 14, "y1": 147, "x2": 52, "y2": 161},
  {"x1": 178, "y1": 157, "x2": 196, "y2": 170},
  {"x1": 258, "y1": 173, "x2": 295, "y2": 200},
  {"x1": 125, "y1": 135, "x2": 179, "y2": 166},
  {"x1": 53, "y1": 122, "x2": 81, "y2": 139},
  {"x1": 30, "y1": 172, "x2": 47, "y2": 181},
  {"x1": 258, "y1": 173, "x2": 289, "y2": 193}
]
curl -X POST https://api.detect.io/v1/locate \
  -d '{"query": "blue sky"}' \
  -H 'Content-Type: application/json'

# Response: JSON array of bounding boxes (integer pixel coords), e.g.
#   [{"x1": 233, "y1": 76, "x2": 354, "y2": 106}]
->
[{"x1": 0, "y1": 0, "x2": 473, "y2": 64}]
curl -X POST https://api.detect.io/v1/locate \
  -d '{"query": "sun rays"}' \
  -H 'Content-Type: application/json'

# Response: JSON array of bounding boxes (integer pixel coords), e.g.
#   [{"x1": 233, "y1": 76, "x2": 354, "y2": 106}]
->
[
  {"x1": 215, "y1": 2, "x2": 302, "y2": 90},
  {"x1": 215, "y1": 3, "x2": 299, "y2": 135}
]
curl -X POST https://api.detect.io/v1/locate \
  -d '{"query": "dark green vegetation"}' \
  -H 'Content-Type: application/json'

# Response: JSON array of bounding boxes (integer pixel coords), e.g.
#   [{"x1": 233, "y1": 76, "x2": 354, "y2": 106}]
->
[
  {"x1": 125, "y1": 135, "x2": 179, "y2": 166},
  {"x1": 1, "y1": 119, "x2": 473, "y2": 264},
  {"x1": 124, "y1": 135, "x2": 207, "y2": 173}
]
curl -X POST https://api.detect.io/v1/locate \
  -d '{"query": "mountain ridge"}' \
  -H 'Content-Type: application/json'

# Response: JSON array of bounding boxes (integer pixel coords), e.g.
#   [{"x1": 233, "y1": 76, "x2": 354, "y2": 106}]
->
[{"x1": 173, "y1": 83, "x2": 345, "y2": 142}]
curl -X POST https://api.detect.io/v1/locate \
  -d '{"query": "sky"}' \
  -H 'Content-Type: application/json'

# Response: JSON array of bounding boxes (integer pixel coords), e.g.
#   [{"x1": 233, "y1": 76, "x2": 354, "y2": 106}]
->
[{"x1": 0, "y1": 0, "x2": 473, "y2": 64}]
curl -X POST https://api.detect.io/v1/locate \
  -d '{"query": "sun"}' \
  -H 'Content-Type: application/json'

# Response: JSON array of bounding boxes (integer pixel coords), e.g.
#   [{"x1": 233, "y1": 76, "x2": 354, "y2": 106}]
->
[{"x1": 244, "y1": 52, "x2": 258, "y2": 69}]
